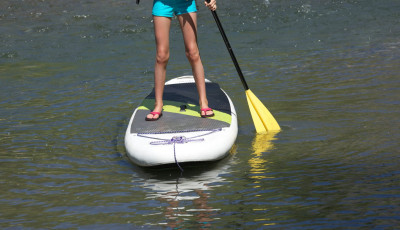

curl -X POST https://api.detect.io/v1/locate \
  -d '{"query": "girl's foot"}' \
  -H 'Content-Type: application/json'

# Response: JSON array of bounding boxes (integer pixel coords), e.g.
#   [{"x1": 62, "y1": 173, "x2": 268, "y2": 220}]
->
[
  {"x1": 200, "y1": 108, "x2": 214, "y2": 118},
  {"x1": 145, "y1": 111, "x2": 163, "y2": 121}
]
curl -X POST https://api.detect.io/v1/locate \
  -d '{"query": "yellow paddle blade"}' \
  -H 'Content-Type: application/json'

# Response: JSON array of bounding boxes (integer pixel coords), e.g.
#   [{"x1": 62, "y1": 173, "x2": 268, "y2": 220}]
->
[{"x1": 245, "y1": 89, "x2": 281, "y2": 133}]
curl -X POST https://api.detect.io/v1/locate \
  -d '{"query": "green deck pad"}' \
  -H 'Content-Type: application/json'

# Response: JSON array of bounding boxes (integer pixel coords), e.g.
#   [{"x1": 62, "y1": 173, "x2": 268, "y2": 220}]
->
[{"x1": 130, "y1": 82, "x2": 233, "y2": 134}]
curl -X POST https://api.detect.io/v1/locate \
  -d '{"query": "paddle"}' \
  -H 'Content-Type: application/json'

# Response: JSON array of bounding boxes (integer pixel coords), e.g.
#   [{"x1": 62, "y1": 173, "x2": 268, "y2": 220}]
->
[{"x1": 205, "y1": 1, "x2": 281, "y2": 133}]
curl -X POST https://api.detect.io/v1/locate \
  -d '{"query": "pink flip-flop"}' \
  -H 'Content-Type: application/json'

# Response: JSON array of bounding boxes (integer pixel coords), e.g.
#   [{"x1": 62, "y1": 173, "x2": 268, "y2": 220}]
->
[
  {"x1": 145, "y1": 111, "x2": 162, "y2": 121},
  {"x1": 200, "y1": 108, "x2": 215, "y2": 118}
]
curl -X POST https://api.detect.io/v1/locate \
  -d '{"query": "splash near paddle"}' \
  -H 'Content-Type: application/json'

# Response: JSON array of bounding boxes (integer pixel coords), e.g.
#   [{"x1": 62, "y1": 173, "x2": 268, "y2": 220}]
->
[{"x1": 125, "y1": 76, "x2": 238, "y2": 167}]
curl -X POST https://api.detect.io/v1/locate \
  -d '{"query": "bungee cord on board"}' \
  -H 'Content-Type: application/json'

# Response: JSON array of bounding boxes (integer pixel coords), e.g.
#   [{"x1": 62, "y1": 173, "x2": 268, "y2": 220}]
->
[{"x1": 137, "y1": 129, "x2": 222, "y2": 172}]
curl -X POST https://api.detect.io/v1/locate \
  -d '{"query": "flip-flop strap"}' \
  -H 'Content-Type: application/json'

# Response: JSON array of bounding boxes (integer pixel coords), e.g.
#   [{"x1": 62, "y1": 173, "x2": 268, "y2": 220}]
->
[
  {"x1": 150, "y1": 111, "x2": 161, "y2": 115},
  {"x1": 201, "y1": 108, "x2": 213, "y2": 112}
]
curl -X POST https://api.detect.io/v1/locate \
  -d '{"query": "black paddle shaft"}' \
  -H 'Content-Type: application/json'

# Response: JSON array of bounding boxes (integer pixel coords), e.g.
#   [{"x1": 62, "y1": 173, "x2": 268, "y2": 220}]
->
[{"x1": 206, "y1": 2, "x2": 250, "y2": 90}]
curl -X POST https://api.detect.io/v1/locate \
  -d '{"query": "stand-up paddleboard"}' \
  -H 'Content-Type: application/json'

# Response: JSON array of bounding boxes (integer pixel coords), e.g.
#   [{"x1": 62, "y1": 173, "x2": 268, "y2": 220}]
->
[{"x1": 125, "y1": 75, "x2": 238, "y2": 167}]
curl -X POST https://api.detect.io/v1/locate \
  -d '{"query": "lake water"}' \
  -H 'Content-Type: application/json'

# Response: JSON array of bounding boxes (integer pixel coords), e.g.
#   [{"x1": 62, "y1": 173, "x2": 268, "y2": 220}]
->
[{"x1": 1, "y1": 0, "x2": 399, "y2": 229}]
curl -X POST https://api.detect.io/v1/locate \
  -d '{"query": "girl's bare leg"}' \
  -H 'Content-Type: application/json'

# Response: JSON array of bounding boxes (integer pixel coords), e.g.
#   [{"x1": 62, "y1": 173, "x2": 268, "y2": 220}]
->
[
  {"x1": 147, "y1": 16, "x2": 172, "y2": 120},
  {"x1": 178, "y1": 12, "x2": 214, "y2": 116}
]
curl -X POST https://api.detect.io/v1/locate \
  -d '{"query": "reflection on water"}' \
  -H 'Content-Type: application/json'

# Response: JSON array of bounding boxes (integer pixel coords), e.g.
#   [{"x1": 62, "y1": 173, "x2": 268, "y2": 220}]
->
[
  {"x1": 248, "y1": 132, "x2": 279, "y2": 226},
  {"x1": 135, "y1": 155, "x2": 234, "y2": 228},
  {"x1": 157, "y1": 189, "x2": 215, "y2": 228},
  {"x1": 248, "y1": 132, "x2": 278, "y2": 183}
]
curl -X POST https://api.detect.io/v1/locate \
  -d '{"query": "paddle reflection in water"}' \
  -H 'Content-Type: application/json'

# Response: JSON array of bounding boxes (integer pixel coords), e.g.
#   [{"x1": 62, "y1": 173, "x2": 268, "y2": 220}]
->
[
  {"x1": 248, "y1": 132, "x2": 278, "y2": 183},
  {"x1": 133, "y1": 155, "x2": 235, "y2": 228},
  {"x1": 248, "y1": 132, "x2": 279, "y2": 226}
]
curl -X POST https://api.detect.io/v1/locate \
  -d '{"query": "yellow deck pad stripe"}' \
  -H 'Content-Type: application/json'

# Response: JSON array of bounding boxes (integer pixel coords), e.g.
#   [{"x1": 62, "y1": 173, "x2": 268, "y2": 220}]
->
[{"x1": 137, "y1": 99, "x2": 231, "y2": 124}]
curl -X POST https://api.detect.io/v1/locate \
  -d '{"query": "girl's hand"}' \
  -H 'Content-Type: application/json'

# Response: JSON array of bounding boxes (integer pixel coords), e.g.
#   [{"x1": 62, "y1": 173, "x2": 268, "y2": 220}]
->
[{"x1": 204, "y1": 0, "x2": 217, "y2": 11}]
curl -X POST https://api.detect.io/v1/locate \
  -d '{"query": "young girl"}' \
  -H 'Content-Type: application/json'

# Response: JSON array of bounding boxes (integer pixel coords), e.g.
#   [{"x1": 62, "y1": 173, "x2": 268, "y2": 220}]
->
[{"x1": 145, "y1": 0, "x2": 217, "y2": 121}]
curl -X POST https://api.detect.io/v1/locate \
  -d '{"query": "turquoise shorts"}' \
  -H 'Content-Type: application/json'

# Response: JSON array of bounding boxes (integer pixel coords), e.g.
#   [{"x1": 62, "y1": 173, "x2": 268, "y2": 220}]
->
[{"x1": 152, "y1": 0, "x2": 197, "y2": 17}]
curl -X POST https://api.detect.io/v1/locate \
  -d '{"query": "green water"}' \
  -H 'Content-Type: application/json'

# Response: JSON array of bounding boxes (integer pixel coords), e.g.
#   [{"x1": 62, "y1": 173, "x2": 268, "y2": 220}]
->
[{"x1": 1, "y1": 0, "x2": 399, "y2": 229}]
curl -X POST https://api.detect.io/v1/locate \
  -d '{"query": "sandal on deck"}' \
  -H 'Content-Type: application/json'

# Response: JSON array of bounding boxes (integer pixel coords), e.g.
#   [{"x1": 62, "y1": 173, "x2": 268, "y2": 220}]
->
[
  {"x1": 200, "y1": 108, "x2": 215, "y2": 118},
  {"x1": 145, "y1": 111, "x2": 162, "y2": 121}
]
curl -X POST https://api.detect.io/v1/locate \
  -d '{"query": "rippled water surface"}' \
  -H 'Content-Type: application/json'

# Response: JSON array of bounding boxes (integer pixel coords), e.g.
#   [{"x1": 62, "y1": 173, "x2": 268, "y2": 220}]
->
[{"x1": 1, "y1": 0, "x2": 399, "y2": 229}]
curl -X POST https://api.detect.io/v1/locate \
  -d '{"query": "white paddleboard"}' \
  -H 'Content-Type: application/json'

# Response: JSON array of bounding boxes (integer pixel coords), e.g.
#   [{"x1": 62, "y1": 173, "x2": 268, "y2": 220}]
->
[{"x1": 125, "y1": 76, "x2": 238, "y2": 167}]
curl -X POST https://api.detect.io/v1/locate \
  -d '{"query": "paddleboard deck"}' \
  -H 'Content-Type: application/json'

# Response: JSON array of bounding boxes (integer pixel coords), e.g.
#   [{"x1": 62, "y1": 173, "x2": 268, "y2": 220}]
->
[{"x1": 125, "y1": 76, "x2": 238, "y2": 167}]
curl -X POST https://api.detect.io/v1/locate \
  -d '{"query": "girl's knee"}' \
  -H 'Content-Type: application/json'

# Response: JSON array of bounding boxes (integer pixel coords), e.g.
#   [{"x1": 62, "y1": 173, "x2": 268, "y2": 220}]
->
[
  {"x1": 156, "y1": 50, "x2": 169, "y2": 65},
  {"x1": 185, "y1": 47, "x2": 200, "y2": 63}
]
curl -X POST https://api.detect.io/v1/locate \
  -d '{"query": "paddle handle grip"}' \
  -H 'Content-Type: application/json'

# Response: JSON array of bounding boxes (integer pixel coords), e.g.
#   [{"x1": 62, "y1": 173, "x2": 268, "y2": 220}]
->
[{"x1": 205, "y1": 0, "x2": 249, "y2": 90}]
